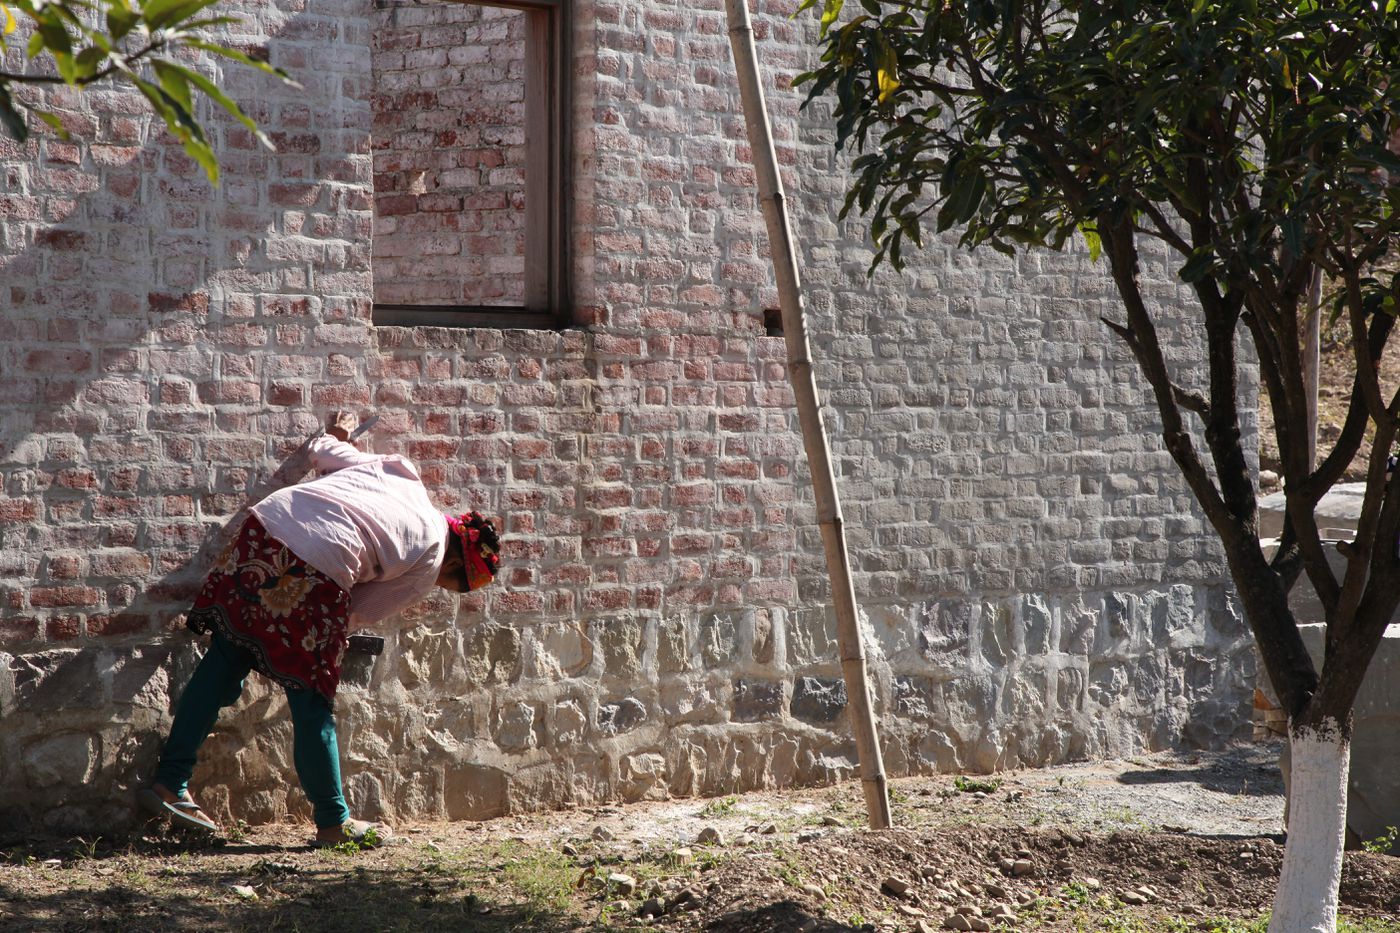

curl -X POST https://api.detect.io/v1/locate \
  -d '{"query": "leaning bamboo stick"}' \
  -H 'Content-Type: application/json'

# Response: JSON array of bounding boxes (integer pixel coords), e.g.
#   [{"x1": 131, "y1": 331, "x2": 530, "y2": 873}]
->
[{"x1": 723, "y1": 0, "x2": 892, "y2": 830}]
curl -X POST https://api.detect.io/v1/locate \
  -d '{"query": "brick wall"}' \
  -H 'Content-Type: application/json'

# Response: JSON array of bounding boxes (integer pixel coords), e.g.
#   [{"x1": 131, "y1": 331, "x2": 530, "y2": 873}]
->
[
  {"x1": 0, "y1": 0, "x2": 1254, "y2": 834},
  {"x1": 370, "y1": 1, "x2": 527, "y2": 306}
]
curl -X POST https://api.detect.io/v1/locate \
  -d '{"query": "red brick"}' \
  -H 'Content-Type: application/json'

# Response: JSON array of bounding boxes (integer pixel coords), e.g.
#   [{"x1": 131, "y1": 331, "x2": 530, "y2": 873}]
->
[
  {"x1": 24, "y1": 348, "x2": 92, "y2": 372},
  {"x1": 88, "y1": 612, "x2": 151, "y2": 637},
  {"x1": 0, "y1": 499, "x2": 38, "y2": 522},
  {"x1": 0, "y1": 616, "x2": 39, "y2": 645},
  {"x1": 45, "y1": 615, "x2": 81, "y2": 640},
  {"x1": 29, "y1": 586, "x2": 102, "y2": 608}
]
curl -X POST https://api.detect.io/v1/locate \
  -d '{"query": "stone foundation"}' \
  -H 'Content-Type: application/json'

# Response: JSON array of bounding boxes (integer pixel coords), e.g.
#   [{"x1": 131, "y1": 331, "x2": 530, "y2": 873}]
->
[{"x1": 1, "y1": 583, "x2": 1252, "y2": 834}]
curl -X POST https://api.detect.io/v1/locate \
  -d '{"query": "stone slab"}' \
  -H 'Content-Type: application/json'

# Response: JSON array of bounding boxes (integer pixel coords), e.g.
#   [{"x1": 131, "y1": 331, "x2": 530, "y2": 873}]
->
[{"x1": 1258, "y1": 483, "x2": 1366, "y2": 540}]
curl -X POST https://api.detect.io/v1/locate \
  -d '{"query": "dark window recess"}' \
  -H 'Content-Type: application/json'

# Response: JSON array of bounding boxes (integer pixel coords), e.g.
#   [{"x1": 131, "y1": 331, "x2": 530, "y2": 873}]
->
[{"x1": 763, "y1": 308, "x2": 785, "y2": 337}]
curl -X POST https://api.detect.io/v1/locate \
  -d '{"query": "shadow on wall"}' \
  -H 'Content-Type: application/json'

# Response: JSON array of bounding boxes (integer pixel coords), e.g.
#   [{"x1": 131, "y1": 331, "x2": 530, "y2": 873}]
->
[{"x1": 0, "y1": 3, "x2": 378, "y2": 834}]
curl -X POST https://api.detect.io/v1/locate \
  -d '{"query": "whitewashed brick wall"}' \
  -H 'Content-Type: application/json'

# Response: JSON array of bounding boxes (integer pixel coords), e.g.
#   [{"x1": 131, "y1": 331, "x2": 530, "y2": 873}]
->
[{"x1": 0, "y1": 0, "x2": 1253, "y2": 833}]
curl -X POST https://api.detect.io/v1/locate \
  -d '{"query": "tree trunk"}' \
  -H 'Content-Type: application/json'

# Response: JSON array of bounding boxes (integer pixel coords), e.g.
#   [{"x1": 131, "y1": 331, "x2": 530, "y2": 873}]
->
[
  {"x1": 723, "y1": 0, "x2": 892, "y2": 829},
  {"x1": 1269, "y1": 717, "x2": 1350, "y2": 933}
]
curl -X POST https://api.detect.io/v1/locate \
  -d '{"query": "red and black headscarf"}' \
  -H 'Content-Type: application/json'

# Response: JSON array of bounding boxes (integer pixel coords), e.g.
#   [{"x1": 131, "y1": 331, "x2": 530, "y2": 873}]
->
[{"x1": 445, "y1": 511, "x2": 501, "y2": 591}]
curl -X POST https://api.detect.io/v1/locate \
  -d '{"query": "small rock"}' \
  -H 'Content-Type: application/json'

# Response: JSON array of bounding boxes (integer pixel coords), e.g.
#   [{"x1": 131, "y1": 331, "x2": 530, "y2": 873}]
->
[
  {"x1": 1204, "y1": 893, "x2": 1220, "y2": 907},
  {"x1": 1011, "y1": 859, "x2": 1034, "y2": 877},
  {"x1": 561, "y1": 842, "x2": 579, "y2": 856},
  {"x1": 897, "y1": 903, "x2": 926, "y2": 917},
  {"x1": 983, "y1": 883, "x2": 1007, "y2": 899},
  {"x1": 607, "y1": 873, "x2": 637, "y2": 896},
  {"x1": 821, "y1": 815, "x2": 844, "y2": 827},
  {"x1": 882, "y1": 876, "x2": 912, "y2": 896},
  {"x1": 696, "y1": 826, "x2": 725, "y2": 847},
  {"x1": 800, "y1": 882, "x2": 827, "y2": 901},
  {"x1": 255, "y1": 861, "x2": 298, "y2": 876},
  {"x1": 671, "y1": 846, "x2": 692, "y2": 863},
  {"x1": 944, "y1": 915, "x2": 972, "y2": 932},
  {"x1": 796, "y1": 830, "x2": 825, "y2": 843},
  {"x1": 1119, "y1": 891, "x2": 1147, "y2": 906},
  {"x1": 1083, "y1": 877, "x2": 1102, "y2": 891},
  {"x1": 1164, "y1": 871, "x2": 1183, "y2": 885},
  {"x1": 227, "y1": 884, "x2": 258, "y2": 901},
  {"x1": 591, "y1": 826, "x2": 614, "y2": 842},
  {"x1": 1136, "y1": 885, "x2": 1158, "y2": 902},
  {"x1": 998, "y1": 857, "x2": 1016, "y2": 873},
  {"x1": 1260, "y1": 469, "x2": 1280, "y2": 487},
  {"x1": 955, "y1": 906, "x2": 983, "y2": 918},
  {"x1": 638, "y1": 896, "x2": 665, "y2": 918},
  {"x1": 672, "y1": 888, "x2": 697, "y2": 907},
  {"x1": 757, "y1": 822, "x2": 778, "y2": 835},
  {"x1": 968, "y1": 919, "x2": 992, "y2": 933},
  {"x1": 915, "y1": 921, "x2": 937, "y2": 933},
  {"x1": 41, "y1": 859, "x2": 61, "y2": 869}
]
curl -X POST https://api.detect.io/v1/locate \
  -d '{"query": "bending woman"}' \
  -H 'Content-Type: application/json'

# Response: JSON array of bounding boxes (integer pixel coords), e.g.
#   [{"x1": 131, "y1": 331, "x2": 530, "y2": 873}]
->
[{"x1": 139, "y1": 418, "x2": 500, "y2": 845}]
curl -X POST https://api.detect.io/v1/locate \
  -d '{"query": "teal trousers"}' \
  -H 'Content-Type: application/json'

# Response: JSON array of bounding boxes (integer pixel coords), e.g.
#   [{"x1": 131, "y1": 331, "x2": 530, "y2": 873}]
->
[{"x1": 155, "y1": 631, "x2": 351, "y2": 829}]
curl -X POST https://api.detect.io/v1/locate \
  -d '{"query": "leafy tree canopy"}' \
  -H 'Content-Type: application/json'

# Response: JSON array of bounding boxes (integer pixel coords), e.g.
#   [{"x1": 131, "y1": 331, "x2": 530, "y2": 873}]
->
[
  {"x1": 798, "y1": 3, "x2": 1400, "y2": 925},
  {"x1": 0, "y1": 0, "x2": 295, "y2": 182},
  {"x1": 799, "y1": 0, "x2": 1400, "y2": 717}
]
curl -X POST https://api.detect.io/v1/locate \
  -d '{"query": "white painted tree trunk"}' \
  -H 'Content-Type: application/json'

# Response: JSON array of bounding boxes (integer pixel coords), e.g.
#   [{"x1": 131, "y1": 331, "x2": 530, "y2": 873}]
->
[{"x1": 1268, "y1": 721, "x2": 1350, "y2": 933}]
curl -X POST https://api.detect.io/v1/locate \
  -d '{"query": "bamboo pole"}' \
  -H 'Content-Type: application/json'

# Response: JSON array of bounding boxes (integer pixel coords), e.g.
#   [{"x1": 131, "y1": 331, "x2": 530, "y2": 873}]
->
[{"x1": 724, "y1": 0, "x2": 892, "y2": 830}]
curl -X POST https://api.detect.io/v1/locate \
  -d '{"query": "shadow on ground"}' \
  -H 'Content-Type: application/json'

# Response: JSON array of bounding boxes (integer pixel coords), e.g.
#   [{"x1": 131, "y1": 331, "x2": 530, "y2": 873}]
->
[
  {"x1": 1115, "y1": 745, "x2": 1284, "y2": 798},
  {"x1": 703, "y1": 901, "x2": 865, "y2": 933},
  {"x1": 0, "y1": 830, "x2": 590, "y2": 933},
  {"x1": 0, "y1": 867, "x2": 572, "y2": 933}
]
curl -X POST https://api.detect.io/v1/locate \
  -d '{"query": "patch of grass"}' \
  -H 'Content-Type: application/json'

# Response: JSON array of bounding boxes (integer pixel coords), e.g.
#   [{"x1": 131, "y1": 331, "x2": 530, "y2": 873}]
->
[
  {"x1": 1341, "y1": 918, "x2": 1400, "y2": 933},
  {"x1": 953, "y1": 774, "x2": 1004, "y2": 794},
  {"x1": 699, "y1": 795, "x2": 739, "y2": 819},
  {"x1": 494, "y1": 840, "x2": 578, "y2": 923}
]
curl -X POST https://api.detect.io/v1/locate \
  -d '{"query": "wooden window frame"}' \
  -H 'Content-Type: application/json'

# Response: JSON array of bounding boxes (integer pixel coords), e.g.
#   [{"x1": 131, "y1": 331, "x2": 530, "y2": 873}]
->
[{"x1": 372, "y1": 0, "x2": 572, "y2": 330}]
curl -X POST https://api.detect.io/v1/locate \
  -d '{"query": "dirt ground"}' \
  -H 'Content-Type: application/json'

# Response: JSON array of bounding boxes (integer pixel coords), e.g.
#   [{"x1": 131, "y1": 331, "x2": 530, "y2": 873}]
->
[{"x1": 2, "y1": 742, "x2": 1397, "y2": 932}]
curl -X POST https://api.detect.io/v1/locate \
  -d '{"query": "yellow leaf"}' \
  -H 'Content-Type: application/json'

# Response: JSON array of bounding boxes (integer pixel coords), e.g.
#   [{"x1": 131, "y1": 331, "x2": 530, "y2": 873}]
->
[
  {"x1": 1, "y1": 4, "x2": 15, "y2": 36},
  {"x1": 877, "y1": 66, "x2": 899, "y2": 103},
  {"x1": 876, "y1": 41, "x2": 899, "y2": 103}
]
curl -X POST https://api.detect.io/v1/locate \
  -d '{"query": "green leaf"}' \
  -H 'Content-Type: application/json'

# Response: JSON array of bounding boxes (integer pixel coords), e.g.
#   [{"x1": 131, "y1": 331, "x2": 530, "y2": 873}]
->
[
  {"x1": 128, "y1": 71, "x2": 218, "y2": 183},
  {"x1": 1179, "y1": 249, "x2": 1213, "y2": 283},
  {"x1": 107, "y1": 3, "x2": 141, "y2": 40},
  {"x1": 152, "y1": 59, "x2": 195, "y2": 115},
  {"x1": 34, "y1": 109, "x2": 70, "y2": 140},
  {"x1": 0, "y1": 85, "x2": 27, "y2": 142},
  {"x1": 819, "y1": 0, "x2": 844, "y2": 38},
  {"x1": 141, "y1": 0, "x2": 222, "y2": 32},
  {"x1": 158, "y1": 58, "x2": 274, "y2": 150},
  {"x1": 74, "y1": 45, "x2": 107, "y2": 80},
  {"x1": 1079, "y1": 222, "x2": 1102, "y2": 262},
  {"x1": 36, "y1": 10, "x2": 71, "y2": 57},
  {"x1": 185, "y1": 39, "x2": 300, "y2": 87}
]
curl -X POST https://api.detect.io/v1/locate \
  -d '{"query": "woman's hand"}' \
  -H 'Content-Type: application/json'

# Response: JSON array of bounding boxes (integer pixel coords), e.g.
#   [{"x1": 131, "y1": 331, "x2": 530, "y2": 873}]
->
[{"x1": 326, "y1": 411, "x2": 359, "y2": 443}]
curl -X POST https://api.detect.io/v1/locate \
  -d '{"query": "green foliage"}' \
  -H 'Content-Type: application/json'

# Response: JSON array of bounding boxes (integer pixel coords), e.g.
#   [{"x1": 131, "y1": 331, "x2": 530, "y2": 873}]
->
[
  {"x1": 953, "y1": 774, "x2": 1003, "y2": 794},
  {"x1": 0, "y1": 0, "x2": 296, "y2": 183},
  {"x1": 797, "y1": 0, "x2": 1400, "y2": 310},
  {"x1": 1361, "y1": 824, "x2": 1399, "y2": 855},
  {"x1": 699, "y1": 795, "x2": 739, "y2": 818}
]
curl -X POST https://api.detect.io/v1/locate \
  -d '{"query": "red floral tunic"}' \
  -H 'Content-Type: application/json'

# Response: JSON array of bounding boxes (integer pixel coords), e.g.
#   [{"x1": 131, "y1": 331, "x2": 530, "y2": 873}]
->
[{"x1": 187, "y1": 516, "x2": 351, "y2": 702}]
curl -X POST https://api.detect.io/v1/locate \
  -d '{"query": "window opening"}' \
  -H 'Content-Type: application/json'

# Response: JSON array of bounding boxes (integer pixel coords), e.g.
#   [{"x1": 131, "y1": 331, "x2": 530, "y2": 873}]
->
[{"x1": 370, "y1": 0, "x2": 569, "y2": 328}]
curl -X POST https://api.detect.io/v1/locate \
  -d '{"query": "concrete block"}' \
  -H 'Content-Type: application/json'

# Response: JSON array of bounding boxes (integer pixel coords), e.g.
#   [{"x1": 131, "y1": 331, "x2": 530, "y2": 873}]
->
[{"x1": 1295, "y1": 623, "x2": 1400, "y2": 851}]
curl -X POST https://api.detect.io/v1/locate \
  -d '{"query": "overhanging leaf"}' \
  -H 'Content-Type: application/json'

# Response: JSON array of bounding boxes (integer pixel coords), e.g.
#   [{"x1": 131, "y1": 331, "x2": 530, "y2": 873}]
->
[{"x1": 0, "y1": 85, "x2": 27, "y2": 142}]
